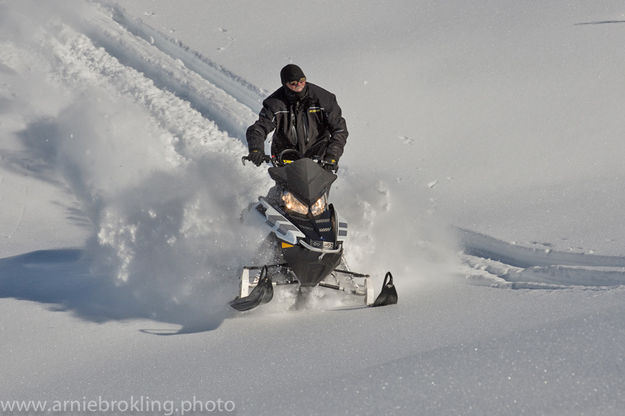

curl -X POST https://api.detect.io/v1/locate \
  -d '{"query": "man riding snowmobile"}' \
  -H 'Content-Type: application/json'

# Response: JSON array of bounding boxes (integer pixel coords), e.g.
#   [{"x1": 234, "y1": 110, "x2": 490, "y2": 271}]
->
[
  {"x1": 229, "y1": 65, "x2": 397, "y2": 311},
  {"x1": 245, "y1": 64, "x2": 348, "y2": 171}
]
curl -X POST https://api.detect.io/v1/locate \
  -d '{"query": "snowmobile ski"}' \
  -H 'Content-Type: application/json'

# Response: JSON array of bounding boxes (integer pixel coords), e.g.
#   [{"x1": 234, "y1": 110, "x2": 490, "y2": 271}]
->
[
  {"x1": 229, "y1": 266, "x2": 274, "y2": 311},
  {"x1": 371, "y1": 271, "x2": 398, "y2": 307}
]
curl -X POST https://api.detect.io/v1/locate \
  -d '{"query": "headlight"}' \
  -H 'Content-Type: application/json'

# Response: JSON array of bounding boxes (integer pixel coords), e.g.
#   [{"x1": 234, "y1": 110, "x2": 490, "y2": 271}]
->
[
  {"x1": 282, "y1": 191, "x2": 308, "y2": 215},
  {"x1": 310, "y1": 194, "x2": 327, "y2": 216},
  {"x1": 281, "y1": 192, "x2": 327, "y2": 216}
]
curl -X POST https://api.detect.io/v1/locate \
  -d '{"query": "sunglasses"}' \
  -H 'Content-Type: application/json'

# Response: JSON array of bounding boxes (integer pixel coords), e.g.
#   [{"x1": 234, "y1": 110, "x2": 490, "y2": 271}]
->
[{"x1": 287, "y1": 77, "x2": 306, "y2": 87}]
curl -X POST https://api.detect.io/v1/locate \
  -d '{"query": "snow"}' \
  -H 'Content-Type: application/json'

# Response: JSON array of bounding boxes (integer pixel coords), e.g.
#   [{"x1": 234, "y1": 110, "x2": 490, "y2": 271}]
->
[{"x1": 2, "y1": 0, "x2": 625, "y2": 414}]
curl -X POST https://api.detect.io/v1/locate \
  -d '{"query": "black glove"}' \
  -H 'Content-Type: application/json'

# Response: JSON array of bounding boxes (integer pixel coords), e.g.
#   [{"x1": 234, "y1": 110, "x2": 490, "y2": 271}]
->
[
  {"x1": 247, "y1": 149, "x2": 265, "y2": 166},
  {"x1": 323, "y1": 154, "x2": 338, "y2": 171}
]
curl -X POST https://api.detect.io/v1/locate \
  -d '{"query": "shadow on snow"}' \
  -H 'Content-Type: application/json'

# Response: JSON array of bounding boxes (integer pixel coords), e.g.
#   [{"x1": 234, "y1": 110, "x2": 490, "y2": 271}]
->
[{"x1": 0, "y1": 249, "x2": 227, "y2": 334}]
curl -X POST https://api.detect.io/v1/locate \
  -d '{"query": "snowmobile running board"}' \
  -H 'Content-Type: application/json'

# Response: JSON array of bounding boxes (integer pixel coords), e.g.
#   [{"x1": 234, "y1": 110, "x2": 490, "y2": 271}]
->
[{"x1": 229, "y1": 267, "x2": 397, "y2": 312}]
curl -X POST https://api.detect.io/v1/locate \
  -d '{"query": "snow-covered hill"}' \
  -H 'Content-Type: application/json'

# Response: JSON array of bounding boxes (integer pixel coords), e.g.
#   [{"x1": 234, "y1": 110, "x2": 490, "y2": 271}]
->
[{"x1": 2, "y1": 1, "x2": 625, "y2": 415}]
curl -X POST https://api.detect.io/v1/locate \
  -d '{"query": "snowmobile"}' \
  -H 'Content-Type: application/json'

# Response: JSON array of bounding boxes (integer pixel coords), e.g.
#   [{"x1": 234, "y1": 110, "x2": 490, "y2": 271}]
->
[{"x1": 230, "y1": 150, "x2": 397, "y2": 311}]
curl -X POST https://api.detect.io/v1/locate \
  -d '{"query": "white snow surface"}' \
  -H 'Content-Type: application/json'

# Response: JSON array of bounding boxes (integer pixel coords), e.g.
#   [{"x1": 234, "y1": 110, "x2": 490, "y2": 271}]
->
[{"x1": 1, "y1": 1, "x2": 625, "y2": 415}]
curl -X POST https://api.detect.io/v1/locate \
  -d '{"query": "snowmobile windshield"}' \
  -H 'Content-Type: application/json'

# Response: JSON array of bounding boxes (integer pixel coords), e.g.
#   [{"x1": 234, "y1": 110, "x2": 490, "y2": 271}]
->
[{"x1": 268, "y1": 158, "x2": 337, "y2": 205}]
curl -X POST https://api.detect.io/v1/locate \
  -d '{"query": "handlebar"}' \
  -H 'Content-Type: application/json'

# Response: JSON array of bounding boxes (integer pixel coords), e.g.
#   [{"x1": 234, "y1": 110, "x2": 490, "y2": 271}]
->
[{"x1": 242, "y1": 149, "x2": 337, "y2": 172}]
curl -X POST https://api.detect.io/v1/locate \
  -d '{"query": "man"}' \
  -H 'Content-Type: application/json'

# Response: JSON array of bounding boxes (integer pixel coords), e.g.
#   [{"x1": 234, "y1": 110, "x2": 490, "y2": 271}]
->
[{"x1": 246, "y1": 64, "x2": 348, "y2": 170}]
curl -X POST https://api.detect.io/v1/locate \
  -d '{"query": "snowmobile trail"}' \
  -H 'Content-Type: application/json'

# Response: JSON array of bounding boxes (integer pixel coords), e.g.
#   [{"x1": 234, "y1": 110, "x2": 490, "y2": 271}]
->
[
  {"x1": 105, "y1": 3, "x2": 265, "y2": 112},
  {"x1": 458, "y1": 228, "x2": 625, "y2": 290},
  {"x1": 93, "y1": 1, "x2": 262, "y2": 132},
  {"x1": 53, "y1": 2, "x2": 256, "y2": 152},
  {"x1": 25, "y1": 13, "x2": 242, "y2": 167}
]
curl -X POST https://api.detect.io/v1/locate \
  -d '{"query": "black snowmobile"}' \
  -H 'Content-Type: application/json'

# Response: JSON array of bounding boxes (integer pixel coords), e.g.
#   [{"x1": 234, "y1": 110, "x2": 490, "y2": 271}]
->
[{"x1": 230, "y1": 151, "x2": 397, "y2": 311}]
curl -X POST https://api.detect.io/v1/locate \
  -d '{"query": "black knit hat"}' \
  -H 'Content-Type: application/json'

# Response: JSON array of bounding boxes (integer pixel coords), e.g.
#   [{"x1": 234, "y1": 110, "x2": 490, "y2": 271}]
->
[{"x1": 280, "y1": 64, "x2": 306, "y2": 84}]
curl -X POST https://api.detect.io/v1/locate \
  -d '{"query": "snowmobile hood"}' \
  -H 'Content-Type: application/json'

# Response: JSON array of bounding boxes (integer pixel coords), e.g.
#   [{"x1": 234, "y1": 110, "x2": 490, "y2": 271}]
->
[{"x1": 268, "y1": 158, "x2": 337, "y2": 205}]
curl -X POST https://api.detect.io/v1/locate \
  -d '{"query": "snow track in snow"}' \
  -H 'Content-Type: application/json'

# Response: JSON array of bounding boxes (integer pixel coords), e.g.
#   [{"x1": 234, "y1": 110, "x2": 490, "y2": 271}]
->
[
  {"x1": 64, "y1": 2, "x2": 257, "y2": 150},
  {"x1": 48, "y1": 24, "x2": 232, "y2": 161},
  {"x1": 106, "y1": 3, "x2": 265, "y2": 113},
  {"x1": 458, "y1": 228, "x2": 625, "y2": 290}
]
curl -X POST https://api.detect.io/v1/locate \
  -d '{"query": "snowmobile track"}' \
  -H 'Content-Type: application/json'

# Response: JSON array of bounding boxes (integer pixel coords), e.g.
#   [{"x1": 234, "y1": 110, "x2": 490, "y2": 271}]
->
[
  {"x1": 106, "y1": 4, "x2": 265, "y2": 111},
  {"x1": 79, "y1": 2, "x2": 261, "y2": 141},
  {"x1": 458, "y1": 228, "x2": 625, "y2": 290}
]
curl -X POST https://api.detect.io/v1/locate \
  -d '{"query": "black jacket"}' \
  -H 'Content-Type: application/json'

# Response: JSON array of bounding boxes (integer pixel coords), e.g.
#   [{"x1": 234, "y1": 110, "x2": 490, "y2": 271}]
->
[{"x1": 246, "y1": 83, "x2": 348, "y2": 160}]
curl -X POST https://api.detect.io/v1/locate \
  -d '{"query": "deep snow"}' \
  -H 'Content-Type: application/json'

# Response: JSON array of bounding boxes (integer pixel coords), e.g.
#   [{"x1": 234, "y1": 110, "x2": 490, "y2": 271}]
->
[{"x1": 2, "y1": 1, "x2": 625, "y2": 415}]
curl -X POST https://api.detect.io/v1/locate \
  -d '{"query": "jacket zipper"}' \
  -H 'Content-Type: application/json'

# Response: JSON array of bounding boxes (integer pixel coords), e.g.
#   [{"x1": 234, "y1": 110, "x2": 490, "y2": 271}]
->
[{"x1": 290, "y1": 111, "x2": 299, "y2": 148}]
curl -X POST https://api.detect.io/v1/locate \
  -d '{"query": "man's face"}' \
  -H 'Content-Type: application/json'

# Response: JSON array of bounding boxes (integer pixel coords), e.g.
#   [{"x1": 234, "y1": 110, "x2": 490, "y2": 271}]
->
[{"x1": 286, "y1": 77, "x2": 306, "y2": 93}]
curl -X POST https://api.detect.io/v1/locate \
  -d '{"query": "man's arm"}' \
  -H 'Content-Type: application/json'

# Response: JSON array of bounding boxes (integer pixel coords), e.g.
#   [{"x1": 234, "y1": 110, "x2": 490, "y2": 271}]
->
[
  {"x1": 324, "y1": 94, "x2": 348, "y2": 159},
  {"x1": 246, "y1": 105, "x2": 275, "y2": 152}
]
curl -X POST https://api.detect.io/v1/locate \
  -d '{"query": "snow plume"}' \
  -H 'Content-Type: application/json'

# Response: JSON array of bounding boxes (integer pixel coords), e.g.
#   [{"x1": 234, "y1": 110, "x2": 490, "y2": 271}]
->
[
  {"x1": 336, "y1": 168, "x2": 459, "y2": 295},
  {"x1": 1, "y1": 2, "x2": 270, "y2": 328},
  {"x1": 54, "y1": 95, "x2": 266, "y2": 327},
  {"x1": 88, "y1": 156, "x2": 265, "y2": 327}
]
